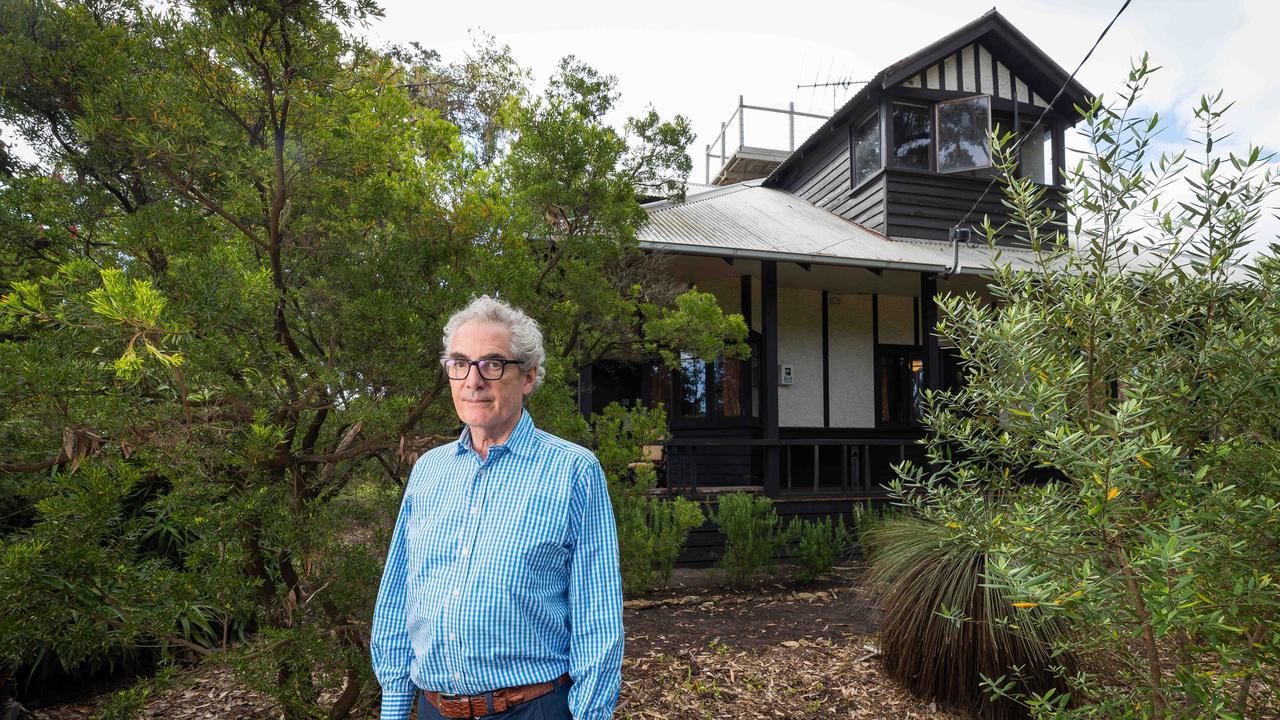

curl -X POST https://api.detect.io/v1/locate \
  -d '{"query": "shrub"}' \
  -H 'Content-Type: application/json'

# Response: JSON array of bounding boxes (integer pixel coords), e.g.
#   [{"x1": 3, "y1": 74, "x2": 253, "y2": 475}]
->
[
  {"x1": 710, "y1": 493, "x2": 790, "y2": 587},
  {"x1": 590, "y1": 403, "x2": 702, "y2": 595},
  {"x1": 616, "y1": 495, "x2": 704, "y2": 595},
  {"x1": 788, "y1": 515, "x2": 854, "y2": 583},
  {"x1": 863, "y1": 514, "x2": 1075, "y2": 720},
  {"x1": 894, "y1": 60, "x2": 1280, "y2": 717},
  {"x1": 647, "y1": 496, "x2": 704, "y2": 589}
]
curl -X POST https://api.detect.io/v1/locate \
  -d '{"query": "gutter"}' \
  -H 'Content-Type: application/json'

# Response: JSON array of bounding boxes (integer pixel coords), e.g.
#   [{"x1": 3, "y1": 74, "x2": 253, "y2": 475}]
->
[{"x1": 639, "y1": 240, "x2": 998, "y2": 277}]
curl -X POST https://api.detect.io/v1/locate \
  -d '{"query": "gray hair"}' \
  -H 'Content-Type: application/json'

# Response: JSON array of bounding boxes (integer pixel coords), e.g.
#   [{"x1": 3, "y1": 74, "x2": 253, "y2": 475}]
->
[{"x1": 441, "y1": 295, "x2": 546, "y2": 391}]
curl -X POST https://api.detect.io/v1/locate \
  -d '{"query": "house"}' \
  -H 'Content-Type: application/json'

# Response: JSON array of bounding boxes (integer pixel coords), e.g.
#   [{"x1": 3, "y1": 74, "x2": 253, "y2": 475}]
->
[{"x1": 582, "y1": 10, "x2": 1093, "y2": 556}]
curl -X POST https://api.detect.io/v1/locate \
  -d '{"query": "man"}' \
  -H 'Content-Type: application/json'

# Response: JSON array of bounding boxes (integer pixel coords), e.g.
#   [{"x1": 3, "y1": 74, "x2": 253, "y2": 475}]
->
[{"x1": 371, "y1": 296, "x2": 624, "y2": 720}]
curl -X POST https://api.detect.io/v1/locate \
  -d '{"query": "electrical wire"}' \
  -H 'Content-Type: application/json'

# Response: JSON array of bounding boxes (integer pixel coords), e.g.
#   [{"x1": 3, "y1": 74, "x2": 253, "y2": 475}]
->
[{"x1": 951, "y1": 0, "x2": 1134, "y2": 236}]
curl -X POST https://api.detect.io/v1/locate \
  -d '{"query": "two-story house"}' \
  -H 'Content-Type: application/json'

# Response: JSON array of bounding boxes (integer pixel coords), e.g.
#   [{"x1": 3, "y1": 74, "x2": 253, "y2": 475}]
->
[{"x1": 580, "y1": 10, "x2": 1093, "y2": 557}]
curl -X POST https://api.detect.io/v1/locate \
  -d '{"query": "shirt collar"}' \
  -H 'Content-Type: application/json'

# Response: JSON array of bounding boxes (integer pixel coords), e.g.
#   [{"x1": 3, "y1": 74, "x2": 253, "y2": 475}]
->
[{"x1": 455, "y1": 409, "x2": 538, "y2": 459}]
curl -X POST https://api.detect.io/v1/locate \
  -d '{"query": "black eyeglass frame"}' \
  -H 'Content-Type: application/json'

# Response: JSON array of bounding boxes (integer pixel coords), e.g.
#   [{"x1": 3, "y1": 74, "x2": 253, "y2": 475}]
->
[{"x1": 440, "y1": 356, "x2": 528, "y2": 381}]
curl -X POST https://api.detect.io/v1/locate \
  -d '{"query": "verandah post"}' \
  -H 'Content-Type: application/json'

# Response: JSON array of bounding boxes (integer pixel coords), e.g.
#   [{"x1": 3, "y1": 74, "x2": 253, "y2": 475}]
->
[{"x1": 761, "y1": 261, "x2": 780, "y2": 496}]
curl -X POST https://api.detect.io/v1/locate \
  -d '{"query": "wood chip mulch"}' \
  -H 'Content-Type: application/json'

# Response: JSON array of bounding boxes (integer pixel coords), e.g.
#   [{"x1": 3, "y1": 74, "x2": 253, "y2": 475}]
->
[{"x1": 23, "y1": 566, "x2": 969, "y2": 719}]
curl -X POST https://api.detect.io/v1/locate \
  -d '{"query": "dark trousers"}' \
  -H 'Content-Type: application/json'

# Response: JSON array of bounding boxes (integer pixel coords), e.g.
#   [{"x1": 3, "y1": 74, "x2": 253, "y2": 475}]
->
[{"x1": 416, "y1": 678, "x2": 571, "y2": 720}]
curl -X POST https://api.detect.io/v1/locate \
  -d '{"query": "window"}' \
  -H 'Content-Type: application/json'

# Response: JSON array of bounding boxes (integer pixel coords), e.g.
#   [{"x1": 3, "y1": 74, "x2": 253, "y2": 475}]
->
[
  {"x1": 878, "y1": 348, "x2": 926, "y2": 426},
  {"x1": 891, "y1": 102, "x2": 932, "y2": 170},
  {"x1": 657, "y1": 349, "x2": 755, "y2": 423},
  {"x1": 851, "y1": 112, "x2": 882, "y2": 187},
  {"x1": 678, "y1": 352, "x2": 708, "y2": 418},
  {"x1": 1018, "y1": 121, "x2": 1053, "y2": 185},
  {"x1": 936, "y1": 95, "x2": 992, "y2": 173}
]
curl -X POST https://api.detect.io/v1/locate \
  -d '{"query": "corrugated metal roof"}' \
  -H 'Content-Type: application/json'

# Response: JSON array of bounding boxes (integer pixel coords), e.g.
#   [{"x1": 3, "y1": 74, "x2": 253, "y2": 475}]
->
[{"x1": 639, "y1": 181, "x2": 1042, "y2": 275}]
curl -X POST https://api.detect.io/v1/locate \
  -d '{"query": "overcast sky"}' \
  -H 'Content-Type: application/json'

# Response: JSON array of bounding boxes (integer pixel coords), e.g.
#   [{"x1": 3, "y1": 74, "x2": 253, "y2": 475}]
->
[
  {"x1": 362, "y1": 0, "x2": 1280, "y2": 249},
  {"x1": 6, "y1": 0, "x2": 1276, "y2": 248}
]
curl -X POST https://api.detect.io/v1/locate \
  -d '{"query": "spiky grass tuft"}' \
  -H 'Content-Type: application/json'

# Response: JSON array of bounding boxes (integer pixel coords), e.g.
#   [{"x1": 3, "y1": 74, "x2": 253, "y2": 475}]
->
[{"x1": 862, "y1": 514, "x2": 1075, "y2": 720}]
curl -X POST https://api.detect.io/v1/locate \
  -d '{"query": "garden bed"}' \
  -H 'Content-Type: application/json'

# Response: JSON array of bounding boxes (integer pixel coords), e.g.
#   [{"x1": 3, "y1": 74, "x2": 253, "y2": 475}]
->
[{"x1": 24, "y1": 565, "x2": 966, "y2": 719}]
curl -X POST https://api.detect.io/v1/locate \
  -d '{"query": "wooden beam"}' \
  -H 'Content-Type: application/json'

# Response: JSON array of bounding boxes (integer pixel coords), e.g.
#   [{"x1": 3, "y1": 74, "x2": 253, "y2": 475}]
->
[
  {"x1": 822, "y1": 291, "x2": 830, "y2": 428},
  {"x1": 761, "y1": 261, "x2": 780, "y2": 497},
  {"x1": 921, "y1": 274, "x2": 943, "y2": 391}
]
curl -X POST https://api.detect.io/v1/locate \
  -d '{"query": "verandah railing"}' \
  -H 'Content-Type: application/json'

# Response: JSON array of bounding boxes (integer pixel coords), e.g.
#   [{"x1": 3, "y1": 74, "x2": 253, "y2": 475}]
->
[{"x1": 658, "y1": 437, "x2": 924, "y2": 496}]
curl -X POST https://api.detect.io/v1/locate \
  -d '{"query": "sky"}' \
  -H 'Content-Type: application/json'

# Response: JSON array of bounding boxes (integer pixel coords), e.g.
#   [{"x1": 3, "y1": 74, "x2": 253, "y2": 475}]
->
[
  {"x1": 5, "y1": 0, "x2": 1277, "y2": 249},
  {"x1": 357, "y1": 0, "x2": 1280, "y2": 251}
]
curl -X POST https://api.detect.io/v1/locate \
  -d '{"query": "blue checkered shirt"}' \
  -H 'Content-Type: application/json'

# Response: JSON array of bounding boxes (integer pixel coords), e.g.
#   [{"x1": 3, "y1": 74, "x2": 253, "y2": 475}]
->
[{"x1": 370, "y1": 410, "x2": 623, "y2": 719}]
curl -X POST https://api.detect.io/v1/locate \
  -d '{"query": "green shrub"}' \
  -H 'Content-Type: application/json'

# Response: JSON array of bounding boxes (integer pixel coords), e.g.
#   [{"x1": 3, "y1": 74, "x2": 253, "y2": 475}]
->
[
  {"x1": 616, "y1": 495, "x2": 704, "y2": 595},
  {"x1": 648, "y1": 496, "x2": 704, "y2": 588},
  {"x1": 891, "y1": 62, "x2": 1280, "y2": 717},
  {"x1": 863, "y1": 514, "x2": 1075, "y2": 720},
  {"x1": 788, "y1": 515, "x2": 853, "y2": 583},
  {"x1": 590, "y1": 403, "x2": 702, "y2": 595},
  {"x1": 709, "y1": 493, "x2": 790, "y2": 587}
]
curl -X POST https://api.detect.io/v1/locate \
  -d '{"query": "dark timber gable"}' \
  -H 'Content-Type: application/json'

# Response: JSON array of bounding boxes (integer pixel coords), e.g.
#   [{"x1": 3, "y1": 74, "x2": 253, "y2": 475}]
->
[{"x1": 766, "y1": 10, "x2": 1091, "y2": 243}]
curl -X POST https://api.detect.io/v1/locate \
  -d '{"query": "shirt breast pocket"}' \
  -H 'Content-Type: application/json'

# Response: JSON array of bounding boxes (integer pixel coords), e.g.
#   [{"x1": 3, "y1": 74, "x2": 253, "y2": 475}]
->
[{"x1": 495, "y1": 491, "x2": 570, "y2": 593}]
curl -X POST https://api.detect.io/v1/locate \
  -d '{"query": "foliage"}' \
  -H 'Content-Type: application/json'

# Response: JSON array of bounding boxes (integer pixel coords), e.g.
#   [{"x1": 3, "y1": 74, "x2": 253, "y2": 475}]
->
[
  {"x1": 0, "y1": 0, "x2": 746, "y2": 714},
  {"x1": 894, "y1": 56, "x2": 1280, "y2": 719},
  {"x1": 709, "y1": 492, "x2": 792, "y2": 587},
  {"x1": 787, "y1": 515, "x2": 853, "y2": 584},
  {"x1": 863, "y1": 514, "x2": 1075, "y2": 720},
  {"x1": 615, "y1": 494, "x2": 704, "y2": 595},
  {"x1": 591, "y1": 403, "x2": 703, "y2": 595}
]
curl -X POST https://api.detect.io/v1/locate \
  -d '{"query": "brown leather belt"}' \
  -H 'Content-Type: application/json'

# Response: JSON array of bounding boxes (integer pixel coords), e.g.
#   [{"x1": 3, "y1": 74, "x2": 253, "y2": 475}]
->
[{"x1": 423, "y1": 673, "x2": 570, "y2": 718}]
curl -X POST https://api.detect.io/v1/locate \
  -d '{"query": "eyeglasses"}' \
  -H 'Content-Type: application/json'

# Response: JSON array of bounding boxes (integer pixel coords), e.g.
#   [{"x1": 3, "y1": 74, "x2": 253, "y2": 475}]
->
[{"x1": 441, "y1": 357, "x2": 526, "y2": 381}]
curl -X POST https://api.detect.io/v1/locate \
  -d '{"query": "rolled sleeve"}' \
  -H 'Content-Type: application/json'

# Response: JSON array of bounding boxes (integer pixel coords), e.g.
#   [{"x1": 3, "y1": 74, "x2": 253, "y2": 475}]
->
[
  {"x1": 370, "y1": 489, "x2": 418, "y2": 720},
  {"x1": 565, "y1": 459, "x2": 624, "y2": 719}
]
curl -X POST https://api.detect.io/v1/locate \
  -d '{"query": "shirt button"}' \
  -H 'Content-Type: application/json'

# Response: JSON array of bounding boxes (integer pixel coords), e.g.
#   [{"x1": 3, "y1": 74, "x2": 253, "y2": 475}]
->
[
  {"x1": 450, "y1": 633, "x2": 457, "y2": 641},
  {"x1": 471, "y1": 506, "x2": 479, "y2": 516},
  {"x1": 452, "y1": 588, "x2": 459, "y2": 598},
  {"x1": 459, "y1": 546, "x2": 469, "y2": 557},
  {"x1": 453, "y1": 672, "x2": 461, "y2": 681}
]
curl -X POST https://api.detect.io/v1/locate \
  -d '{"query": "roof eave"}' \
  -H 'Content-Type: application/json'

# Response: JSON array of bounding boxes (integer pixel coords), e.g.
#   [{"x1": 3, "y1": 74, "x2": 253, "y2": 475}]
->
[{"x1": 638, "y1": 240, "x2": 999, "y2": 277}]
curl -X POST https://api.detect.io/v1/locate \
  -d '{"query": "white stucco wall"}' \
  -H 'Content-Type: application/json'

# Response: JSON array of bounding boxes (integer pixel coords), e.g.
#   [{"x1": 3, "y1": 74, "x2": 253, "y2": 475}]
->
[
  {"x1": 776, "y1": 287, "x2": 824, "y2": 427},
  {"x1": 877, "y1": 295, "x2": 917, "y2": 345},
  {"x1": 828, "y1": 294, "x2": 875, "y2": 428}
]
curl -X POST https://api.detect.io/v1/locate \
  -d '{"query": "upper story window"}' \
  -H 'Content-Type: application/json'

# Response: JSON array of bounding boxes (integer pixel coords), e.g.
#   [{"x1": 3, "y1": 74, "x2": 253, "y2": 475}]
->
[
  {"x1": 936, "y1": 95, "x2": 992, "y2": 173},
  {"x1": 891, "y1": 102, "x2": 932, "y2": 170},
  {"x1": 1018, "y1": 120, "x2": 1053, "y2": 184},
  {"x1": 851, "y1": 112, "x2": 881, "y2": 187}
]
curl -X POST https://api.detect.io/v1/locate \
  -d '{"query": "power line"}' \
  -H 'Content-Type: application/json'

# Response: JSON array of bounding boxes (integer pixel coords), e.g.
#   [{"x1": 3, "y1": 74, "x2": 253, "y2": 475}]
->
[{"x1": 951, "y1": 0, "x2": 1134, "y2": 237}]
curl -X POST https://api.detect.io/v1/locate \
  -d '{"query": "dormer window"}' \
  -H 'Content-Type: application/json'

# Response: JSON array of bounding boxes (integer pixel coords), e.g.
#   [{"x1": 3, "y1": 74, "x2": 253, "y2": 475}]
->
[
  {"x1": 936, "y1": 95, "x2": 992, "y2": 173},
  {"x1": 891, "y1": 102, "x2": 932, "y2": 170}
]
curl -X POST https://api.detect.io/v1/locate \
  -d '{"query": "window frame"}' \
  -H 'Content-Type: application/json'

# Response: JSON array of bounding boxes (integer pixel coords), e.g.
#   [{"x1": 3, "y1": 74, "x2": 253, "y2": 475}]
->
[
  {"x1": 889, "y1": 100, "x2": 934, "y2": 172},
  {"x1": 849, "y1": 109, "x2": 883, "y2": 191},
  {"x1": 662, "y1": 335, "x2": 760, "y2": 429},
  {"x1": 934, "y1": 94, "x2": 994, "y2": 174},
  {"x1": 875, "y1": 344, "x2": 927, "y2": 430}
]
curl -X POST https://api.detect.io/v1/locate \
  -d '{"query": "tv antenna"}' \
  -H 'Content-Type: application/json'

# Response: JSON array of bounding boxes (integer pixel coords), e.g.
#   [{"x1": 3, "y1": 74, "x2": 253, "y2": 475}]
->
[{"x1": 797, "y1": 78, "x2": 871, "y2": 112}]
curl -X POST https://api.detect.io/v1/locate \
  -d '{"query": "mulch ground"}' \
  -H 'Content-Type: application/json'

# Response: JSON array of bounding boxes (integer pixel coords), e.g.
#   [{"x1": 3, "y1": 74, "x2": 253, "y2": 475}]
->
[{"x1": 19, "y1": 564, "x2": 967, "y2": 720}]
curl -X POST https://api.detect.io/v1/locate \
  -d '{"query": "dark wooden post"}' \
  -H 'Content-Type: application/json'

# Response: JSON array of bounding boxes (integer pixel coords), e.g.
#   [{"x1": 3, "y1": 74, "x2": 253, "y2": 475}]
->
[
  {"x1": 921, "y1": 273, "x2": 943, "y2": 390},
  {"x1": 761, "y1": 261, "x2": 780, "y2": 496}
]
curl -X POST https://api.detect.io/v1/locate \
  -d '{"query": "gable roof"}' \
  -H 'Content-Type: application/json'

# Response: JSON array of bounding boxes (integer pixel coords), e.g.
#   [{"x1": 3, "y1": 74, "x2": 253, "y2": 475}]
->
[
  {"x1": 763, "y1": 9, "x2": 1094, "y2": 187},
  {"x1": 639, "y1": 180, "x2": 1043, "y2": 275}
]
